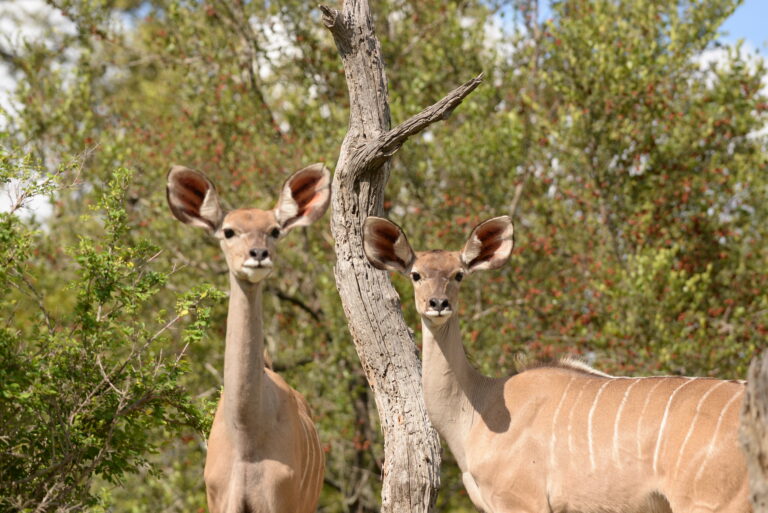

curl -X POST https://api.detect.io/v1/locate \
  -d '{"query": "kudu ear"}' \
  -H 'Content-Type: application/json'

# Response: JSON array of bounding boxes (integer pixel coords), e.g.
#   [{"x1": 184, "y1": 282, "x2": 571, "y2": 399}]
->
[
  {"x1": 363, "y1": 217, "x2": 416, "y2": 274},
  {"x1": 460, "y1": 215, "x2": 514, "y2": 273},
  {"x1": 166, "y1": 165, "x2": 225, "y2": 234},
  {"x1": 274, "y1": 163, "x2": 331, "y2": 232}
]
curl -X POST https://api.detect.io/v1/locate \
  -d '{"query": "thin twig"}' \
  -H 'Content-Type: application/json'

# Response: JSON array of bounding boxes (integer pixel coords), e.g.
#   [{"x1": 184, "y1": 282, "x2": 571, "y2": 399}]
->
[
  {"x1": 96, "y1": 354, "x2": 124, "y2": 397},
  {"x1": 508, "y1": 181, "x2": 525, "y2": 218}
]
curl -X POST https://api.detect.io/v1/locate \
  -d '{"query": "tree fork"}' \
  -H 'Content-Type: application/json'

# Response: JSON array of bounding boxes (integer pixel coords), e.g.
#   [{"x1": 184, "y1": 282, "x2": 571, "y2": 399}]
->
[{"x1": 320, "y1": 1, "x2": 482, "y2": 511}]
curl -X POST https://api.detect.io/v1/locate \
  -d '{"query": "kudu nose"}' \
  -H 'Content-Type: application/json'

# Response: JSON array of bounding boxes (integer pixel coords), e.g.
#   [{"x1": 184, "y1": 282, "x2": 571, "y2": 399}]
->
[
  {"x1": 428, "y1": 298, "x2": 451, "y2": 312},
  {"x1": 249, "y1": 248, "x2": 269, "y2": 261}
]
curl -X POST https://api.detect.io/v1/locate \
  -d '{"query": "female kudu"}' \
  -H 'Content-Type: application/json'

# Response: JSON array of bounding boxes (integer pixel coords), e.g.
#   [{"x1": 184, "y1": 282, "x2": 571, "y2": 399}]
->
[
  {"x1": 167, "y1": 164, "x2": 327, "y2": 513},
  {"x1": 363, "y1": 215, "x2": 748, "y2": 513}
]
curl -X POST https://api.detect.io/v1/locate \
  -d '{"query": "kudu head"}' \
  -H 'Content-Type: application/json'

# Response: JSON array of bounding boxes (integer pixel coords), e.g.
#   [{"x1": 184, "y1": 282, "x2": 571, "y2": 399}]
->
[
  {"x1": 167, "y1": 164, "x2": 331, "y2": 284},
  {"x1": 363, "y1": 215, "x2": 514, "y2": 326}
]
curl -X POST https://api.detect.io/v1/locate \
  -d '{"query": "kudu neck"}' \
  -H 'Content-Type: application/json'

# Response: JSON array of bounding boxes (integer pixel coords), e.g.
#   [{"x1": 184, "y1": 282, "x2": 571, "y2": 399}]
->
[
  {"x1": 223, "y1": 273, "x2": 266, "y2": 437},
  {"x1": 421, "y1": 315, "x2": 477, "y2": 386},
  {"x1": 421, "y1": 314, "x2": 488, "y2": 470}
]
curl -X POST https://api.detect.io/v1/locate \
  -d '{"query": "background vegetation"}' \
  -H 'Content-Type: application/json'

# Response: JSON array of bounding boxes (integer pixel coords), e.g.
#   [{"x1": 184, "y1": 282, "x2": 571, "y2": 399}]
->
[{"x1": 1, "y1": 0, "x2": 766, "y2": 511}]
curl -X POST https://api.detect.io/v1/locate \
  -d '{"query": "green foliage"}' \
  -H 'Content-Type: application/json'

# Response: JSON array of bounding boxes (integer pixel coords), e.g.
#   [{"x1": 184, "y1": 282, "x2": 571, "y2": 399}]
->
[
  {"x1": 1, "y1": 0, "x2": 766, "y2": 511},
  {"x1": 0, "y1": 153, "x2": 221, "y2": 511},
  {"x1": 597, "y1": 247, "x2": 714, "y2": 370}
]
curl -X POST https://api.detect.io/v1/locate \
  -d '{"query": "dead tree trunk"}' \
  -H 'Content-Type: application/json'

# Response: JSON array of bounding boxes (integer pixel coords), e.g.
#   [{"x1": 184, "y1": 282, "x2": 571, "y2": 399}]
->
[
  {"x1": 320, "y1": 1, "x2": 482, "y2": 511},
  {"x1": 742, "y1": 353, "x2": 768, "y2": 512}
]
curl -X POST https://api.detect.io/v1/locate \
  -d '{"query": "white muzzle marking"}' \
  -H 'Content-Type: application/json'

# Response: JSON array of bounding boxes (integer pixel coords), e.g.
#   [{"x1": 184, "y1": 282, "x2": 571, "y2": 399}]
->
[
  {"x1": 424, "y1": 309, "x2": 453, "y2": 319},
  {"x1": 240, "y1": 258, "x2": 273, "y2": 282}
]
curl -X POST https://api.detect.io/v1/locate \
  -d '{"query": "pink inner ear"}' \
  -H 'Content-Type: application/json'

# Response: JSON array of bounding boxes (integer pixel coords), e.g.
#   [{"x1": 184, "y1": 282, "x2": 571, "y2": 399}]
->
[
  {"x1": 290, "y1": 173, "x2": 322, "y2": 216},
  {"x1": 468, "y1": 220, "x2": 509, "y2": 267},
  {"x1": 175, "y1": 174, "x2": 208, "y2": 213},
  {"x1": 471, "y1": 239, "x2": 502, "y2": 266},
  {"x1": 367, "y1": 222, "x2": 406, "y2": 268},
  {"x1": 475, "y1": 221, "x2": 505, "y2": 241},
  {"x1": 376, "y1": 223, "x2": 399, "y2": 243}
]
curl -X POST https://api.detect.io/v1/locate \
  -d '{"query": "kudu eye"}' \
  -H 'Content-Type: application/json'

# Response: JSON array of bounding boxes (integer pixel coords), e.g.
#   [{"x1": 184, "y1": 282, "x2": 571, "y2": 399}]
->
[
  {"x1": 223, "y1": 228, "x2": 235, "y2": 239},
  {"x1": 411, "y1": 272, "x2": 421, "y2": 282},
  {"x1": 455, "y1": 272, "x2": 464, "y2": 282},
  {"x1": 269, "y1": 227, "x2": 281, "y2": 238}
]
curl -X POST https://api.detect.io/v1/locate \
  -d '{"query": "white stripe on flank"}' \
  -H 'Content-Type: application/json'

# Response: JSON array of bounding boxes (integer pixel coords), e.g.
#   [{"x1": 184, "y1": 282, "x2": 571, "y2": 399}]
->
[
  {"x1": 613, "y1": 379, "x2": 642, "y2": 466},
  {"x1": 568, "y1": 381, "x2": 589, "y2": 456},
  {"x1": 550, "y1": 376, "x2": 575, "y2": 468},
  {"x1": 693, "y1": 388, "x2": 744, "y2": 485},
  {"x1": 636, "y1": 379, "x2": 667, "y2": 460},
  {"x1": 314, "y1": 426, "x2": 323, "y2": 496},
  {"x1": 674, "y1": 380, "x2": 727, "y2": 477},
  {"x1": 313, "y1": 429, "x2": 324, "y2": 494},
  {"x1": 612, "y1": 375, "x2": 709, "y2": 381},
  {"x1": 588, "y1": 380, "x2": 613, "y2": 470},
  {"x1": 298, "y1": 415, "x2": 311, "y2": 489},
  {"x1": 652, "y1": 378, "x2": 694, "y2": 473}
]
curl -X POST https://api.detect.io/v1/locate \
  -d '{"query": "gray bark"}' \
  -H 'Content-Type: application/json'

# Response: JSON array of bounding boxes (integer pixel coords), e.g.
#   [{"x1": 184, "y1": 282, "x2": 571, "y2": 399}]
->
[
  {"x1": 741, "y1": 353, "x2": 768, "y2": 512},
  {"x1": 320, "y1": 1, "x2": 482, "y2": 511}
]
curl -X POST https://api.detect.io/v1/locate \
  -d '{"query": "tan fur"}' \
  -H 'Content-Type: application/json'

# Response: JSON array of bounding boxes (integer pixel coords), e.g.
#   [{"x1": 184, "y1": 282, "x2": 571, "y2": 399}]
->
[
  {"x1": 363, "y1": 216, "x2": 750, "y2": 513},
  {"x1": 167, "y1": 165, "x2": 328, "y2": 513},
  {"x1": 204, "y1": 366, "x2": 322, "y2": 513}
]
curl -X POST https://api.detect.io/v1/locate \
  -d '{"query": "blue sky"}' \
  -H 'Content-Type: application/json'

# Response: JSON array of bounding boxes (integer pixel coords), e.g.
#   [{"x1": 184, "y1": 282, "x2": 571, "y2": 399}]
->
[
  {"x1": 532, "y1": 0, "x2": 766, "y2": 51},
  {"x1": 722, "y1": 0, "x2": 767, "y2": 50}
]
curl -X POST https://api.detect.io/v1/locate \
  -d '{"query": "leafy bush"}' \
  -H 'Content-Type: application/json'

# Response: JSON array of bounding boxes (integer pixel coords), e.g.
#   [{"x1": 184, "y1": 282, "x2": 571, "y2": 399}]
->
[{"x1": 0, "y1": 149, "x2": 222, "y2": 512}]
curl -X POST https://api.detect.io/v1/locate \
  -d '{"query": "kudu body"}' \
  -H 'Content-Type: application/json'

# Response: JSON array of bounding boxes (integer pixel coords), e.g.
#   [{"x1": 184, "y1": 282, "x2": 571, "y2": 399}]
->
[
  {"x1": 363, "y1": 215, "x2": 749, "y2": 513},
  {"x1": 167, "y1": 165, "x2": 328, "y2": 513}
]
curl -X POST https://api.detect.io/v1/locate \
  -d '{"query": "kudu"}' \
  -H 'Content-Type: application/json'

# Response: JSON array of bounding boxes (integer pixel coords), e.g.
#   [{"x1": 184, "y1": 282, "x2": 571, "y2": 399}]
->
[
  {"x1": 363, "y1": 215, "x2": 749, "y2": 513},
  {"x1": 167, "y1": 164, "x2": 328, "y2": 513}
]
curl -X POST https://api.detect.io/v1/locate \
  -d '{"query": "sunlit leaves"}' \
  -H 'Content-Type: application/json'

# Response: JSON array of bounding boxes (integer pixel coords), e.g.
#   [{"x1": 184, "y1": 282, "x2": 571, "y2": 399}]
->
[{"x1": 0, "y1": 157, "x2": 218, "y2": 511}]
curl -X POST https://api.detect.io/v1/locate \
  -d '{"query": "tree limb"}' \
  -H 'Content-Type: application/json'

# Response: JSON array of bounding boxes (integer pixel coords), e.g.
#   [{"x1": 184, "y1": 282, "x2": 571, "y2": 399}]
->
[
  {"x1": 320, "y1": 1, "x2": 483, "y2": 511},
  {"x1": 349, "y1": 73, "x2": 484, "y2": 180}
]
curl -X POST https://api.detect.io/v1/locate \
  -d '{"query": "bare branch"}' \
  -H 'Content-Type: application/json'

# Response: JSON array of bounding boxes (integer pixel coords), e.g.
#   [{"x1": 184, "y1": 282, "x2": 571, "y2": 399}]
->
[
  {"x1": 508, "y1": 181, "x2": 525, "y2": 218},
  {"x1": 267, "y1": 285, "x2": 324, "y2": 322},
  {"x1": 270, "y1": 357, "x2": 314, "y2": 373},
  {"x1": 214, "y1": 0, "x2": 286, "y2": 141},
  {"x1": 96, "y1": 354, "x2": 124, "y2": 397},
  {"x1": 350, "y1": 73, "x2": 484, "y2": 177}
]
